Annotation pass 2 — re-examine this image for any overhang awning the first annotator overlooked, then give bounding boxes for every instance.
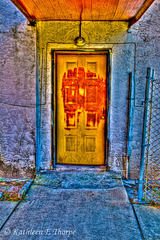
[10,0,155,25]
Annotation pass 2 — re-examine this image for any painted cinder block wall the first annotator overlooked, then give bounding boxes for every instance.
[0,0,36,178]
[0,0,159,178]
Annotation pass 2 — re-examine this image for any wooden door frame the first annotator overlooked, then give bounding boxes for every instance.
[51,50,111,170]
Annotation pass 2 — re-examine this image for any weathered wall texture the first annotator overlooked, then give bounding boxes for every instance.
[127,1,160,178]
[0,0,159,179]
[0,0,36,178]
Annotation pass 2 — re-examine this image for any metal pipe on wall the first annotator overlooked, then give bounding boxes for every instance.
[126,72,135,179]
[36,34,41,172]
[40,48,44,165]
[106,50,111,170]
[138,67,151,202]
[36,47,44,172]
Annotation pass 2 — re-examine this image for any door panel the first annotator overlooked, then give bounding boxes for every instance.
[56,53,107,165]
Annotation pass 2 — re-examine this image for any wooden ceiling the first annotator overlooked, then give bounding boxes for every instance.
[10,0,155,25]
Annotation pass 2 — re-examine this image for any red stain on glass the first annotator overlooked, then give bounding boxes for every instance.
[66,113,75,127]
[61,67,106,127]
[86,113,96,127]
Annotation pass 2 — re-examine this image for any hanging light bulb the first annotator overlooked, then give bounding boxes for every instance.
[74,9,86,47]
[74,36,85,47]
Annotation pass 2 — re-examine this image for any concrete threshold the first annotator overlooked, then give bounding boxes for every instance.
[50,164,107,171]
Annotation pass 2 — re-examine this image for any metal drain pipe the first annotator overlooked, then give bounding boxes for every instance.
[126,72,135,179]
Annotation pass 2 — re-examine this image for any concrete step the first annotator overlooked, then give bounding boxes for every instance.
[34,170,123,190]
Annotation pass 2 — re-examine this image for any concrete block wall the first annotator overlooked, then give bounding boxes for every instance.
[0,0,159,179]
[128,0,160,178]
[0,0,36,178]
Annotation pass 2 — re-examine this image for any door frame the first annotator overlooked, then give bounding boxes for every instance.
[51,50,111,169]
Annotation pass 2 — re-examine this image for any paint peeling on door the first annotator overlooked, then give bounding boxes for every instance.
[61,67,106,127]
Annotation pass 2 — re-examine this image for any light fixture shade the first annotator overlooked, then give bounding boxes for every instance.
[74,36,86,47]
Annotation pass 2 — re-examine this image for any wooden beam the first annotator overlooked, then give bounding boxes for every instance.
[10,0,34,23]
[130,0,155,26]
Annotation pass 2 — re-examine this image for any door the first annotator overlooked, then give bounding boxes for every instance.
[56,52,107,165]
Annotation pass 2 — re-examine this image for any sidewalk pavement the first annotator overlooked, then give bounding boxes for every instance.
[0,169,159,240]
[133,204,160,240]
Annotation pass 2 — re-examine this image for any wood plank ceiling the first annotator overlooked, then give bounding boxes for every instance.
[10,0,155,25]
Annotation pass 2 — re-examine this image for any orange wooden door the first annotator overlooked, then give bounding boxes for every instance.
[56,53,107,165]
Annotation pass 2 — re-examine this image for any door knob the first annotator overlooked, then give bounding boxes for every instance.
[102,107,105,119]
